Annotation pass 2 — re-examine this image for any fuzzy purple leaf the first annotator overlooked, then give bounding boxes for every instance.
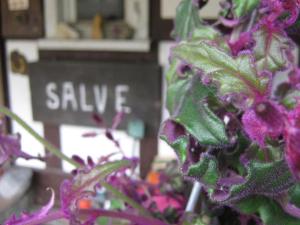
[285,105,300,180]
[4,189,57,225]
[242,101,285,147]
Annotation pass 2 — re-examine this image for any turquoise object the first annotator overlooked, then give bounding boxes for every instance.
[127,119,145,140]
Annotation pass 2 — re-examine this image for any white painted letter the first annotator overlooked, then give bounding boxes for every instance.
[62,82,78,111]
[79,84,93,112]
[46,82,60,110]
[115,85,131,113]
[94,85,107,113]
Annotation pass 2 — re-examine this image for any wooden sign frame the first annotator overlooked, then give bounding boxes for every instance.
[1,0,44,38]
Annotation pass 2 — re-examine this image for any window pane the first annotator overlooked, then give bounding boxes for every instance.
[77,0,123,20]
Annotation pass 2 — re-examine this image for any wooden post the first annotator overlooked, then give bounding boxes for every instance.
[43,123,62,169]
[140,136,158,179]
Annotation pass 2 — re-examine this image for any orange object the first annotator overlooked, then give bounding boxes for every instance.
[146,171,160,185]
[78,199,92,209]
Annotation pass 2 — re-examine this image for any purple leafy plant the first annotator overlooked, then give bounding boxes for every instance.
[160,0,300,224]
[0,107,172,225]
[1,0,300,224]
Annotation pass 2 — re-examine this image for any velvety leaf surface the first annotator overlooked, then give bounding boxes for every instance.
[166,59,182,85]
[160,121,221,186]
[191,26,221,41]
[213,160,295,204]
[167,76,228,145]
[282,90,300,109]
[237,196,300,225]
[289,184,300,207]
[160,120,189,164]
[172,0,202,40]
[253,28,291,72]
[187,154,219,186]
[232,0,260,18]
[173,41,268,97]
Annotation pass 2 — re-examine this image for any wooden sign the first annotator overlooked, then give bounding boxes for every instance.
[1,0,43,38]
[28,61,162,134]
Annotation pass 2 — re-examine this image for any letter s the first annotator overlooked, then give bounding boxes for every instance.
[46,82,60,110]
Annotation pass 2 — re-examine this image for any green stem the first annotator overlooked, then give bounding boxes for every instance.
[0,106,151,219]
[101,181,151,217]
[0,106,80,167]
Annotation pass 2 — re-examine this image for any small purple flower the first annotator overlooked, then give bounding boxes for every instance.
[242,101,285,147]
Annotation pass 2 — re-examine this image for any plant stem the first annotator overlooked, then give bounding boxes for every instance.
[25,211,65,225]
[0,106,80,167]
[246,9,258,32]
[101,181,151,217]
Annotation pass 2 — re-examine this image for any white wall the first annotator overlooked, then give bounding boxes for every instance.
[161,0,221,19]
[6,41,46,169]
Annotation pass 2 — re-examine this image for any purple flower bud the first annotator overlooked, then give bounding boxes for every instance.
[71,155,85,166]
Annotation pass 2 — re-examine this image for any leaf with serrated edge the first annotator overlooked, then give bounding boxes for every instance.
[173,0,202,40]
[167,76,228,145]
[254,28,291,73]
[173,41,268,97]
[237,197,300,225]
[187,154,219,186]
[214,160,295,204]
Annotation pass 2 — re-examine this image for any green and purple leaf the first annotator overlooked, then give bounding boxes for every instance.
[186,154,219,186]
[253,28,292,73]
[172,0,203,40]
[232,0,260,18]
[237,196,300,225]
[172,41,269,99]
[212,160,295,204]
[166,76,228,145]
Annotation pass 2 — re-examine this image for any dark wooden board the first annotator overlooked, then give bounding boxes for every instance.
[39,48,158,63]
[29,61,162,135]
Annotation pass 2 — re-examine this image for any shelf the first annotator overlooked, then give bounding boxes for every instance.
[37,39,151,52]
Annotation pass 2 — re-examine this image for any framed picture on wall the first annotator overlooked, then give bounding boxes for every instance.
[44,0,149,41]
